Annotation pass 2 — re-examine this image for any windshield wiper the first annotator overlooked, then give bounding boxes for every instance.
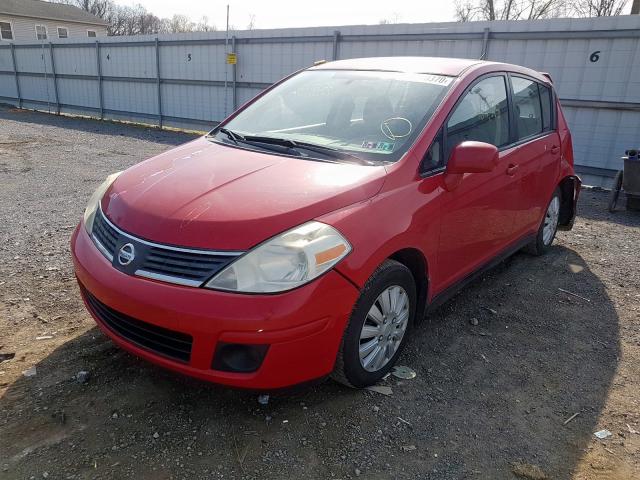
[289,140,375,166]
[240,135,374,166]
[216,131,300,156]
[212,130,374,166]
[218,127,245,145]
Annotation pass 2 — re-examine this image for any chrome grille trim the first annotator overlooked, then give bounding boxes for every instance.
[134,269,203,287]
[98,206,243,256]
[90,207,243,287]
[91,234,114,262]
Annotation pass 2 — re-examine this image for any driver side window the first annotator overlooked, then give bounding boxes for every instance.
[446,76,510,160]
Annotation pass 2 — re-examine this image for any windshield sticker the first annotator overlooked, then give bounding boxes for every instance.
[361,141,395,152]
[407,73,453,86]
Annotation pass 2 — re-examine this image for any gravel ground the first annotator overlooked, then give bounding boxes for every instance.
[0,105,639,480]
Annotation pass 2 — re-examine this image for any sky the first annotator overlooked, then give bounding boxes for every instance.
[113,0,459,30]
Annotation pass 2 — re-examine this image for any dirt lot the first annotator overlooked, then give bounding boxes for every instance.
[0,105,639,480]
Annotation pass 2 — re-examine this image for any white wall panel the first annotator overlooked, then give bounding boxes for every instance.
[0,48,13,71]
[161,83,222,122]
[102,80,157,114]
[0,73,17,97]
[53,46,96,76]
[57,77,98,108]
[100,45,155,78]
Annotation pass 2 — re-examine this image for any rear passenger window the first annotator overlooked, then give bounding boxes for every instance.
[539,83,552,131]
[512,77,543,140]
[446,76,509,157]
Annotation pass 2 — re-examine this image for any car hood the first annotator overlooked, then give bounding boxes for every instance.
[101,137,386,250]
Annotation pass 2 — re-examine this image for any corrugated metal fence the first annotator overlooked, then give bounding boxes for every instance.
[1,16,640,187]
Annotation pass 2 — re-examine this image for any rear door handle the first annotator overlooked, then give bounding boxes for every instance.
[506,164,519,176]
[550,145,560,155]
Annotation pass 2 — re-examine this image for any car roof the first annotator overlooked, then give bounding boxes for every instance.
[309,56,484,77]
[309,56,549,84]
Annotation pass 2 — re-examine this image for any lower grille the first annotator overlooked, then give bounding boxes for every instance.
[81,287,193,363]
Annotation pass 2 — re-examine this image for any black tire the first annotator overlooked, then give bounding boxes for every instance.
[608,170,623,213]
[332,259,416,388]
[525,187,561,256]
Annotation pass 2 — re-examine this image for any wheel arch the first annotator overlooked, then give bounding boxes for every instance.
[388,248,429,324]
[557,175,581,231]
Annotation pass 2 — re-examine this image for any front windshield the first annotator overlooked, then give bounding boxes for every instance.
[213,69,454,163]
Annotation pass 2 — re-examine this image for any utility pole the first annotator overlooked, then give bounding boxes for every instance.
[632,0,640,14]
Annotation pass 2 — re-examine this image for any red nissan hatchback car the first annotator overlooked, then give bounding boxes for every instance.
[72,57,580,390]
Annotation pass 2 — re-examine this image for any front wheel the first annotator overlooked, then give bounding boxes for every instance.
[332,260,416,388]
[525,188,561,256]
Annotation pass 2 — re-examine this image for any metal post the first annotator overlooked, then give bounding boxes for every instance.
[480,27,490,60]
[224,4,229,117]
[49,42,60,114]
[10,43,22,108]
[155,37,163,128]
[95,40,104,120]
[231,35,237,110]
[332,30,341,60]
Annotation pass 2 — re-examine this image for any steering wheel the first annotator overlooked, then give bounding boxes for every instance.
[380,117,412,140]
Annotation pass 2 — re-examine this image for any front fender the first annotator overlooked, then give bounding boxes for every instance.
[317,180,440,293]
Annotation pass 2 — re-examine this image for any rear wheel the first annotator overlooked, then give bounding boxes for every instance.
[332,260,416,388]
[525,188,561,256]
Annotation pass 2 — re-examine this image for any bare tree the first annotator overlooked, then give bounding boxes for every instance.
[246,14,257,30]
[455,1,477,21]
[379,12,402,24]
[57,0,112,19]
[456,0,630,19]
[164,14,195,33]
[196,16,217,32]
[55,0,222,36]
[573,0,629,16]
[455,0,568,20]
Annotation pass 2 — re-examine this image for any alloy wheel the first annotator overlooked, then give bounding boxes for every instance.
[543,195,560,245]
[359,285,409,372]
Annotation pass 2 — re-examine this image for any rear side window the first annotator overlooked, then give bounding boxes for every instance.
[512,76,543,140]
[446,75,510,157]
[539,83,552,131]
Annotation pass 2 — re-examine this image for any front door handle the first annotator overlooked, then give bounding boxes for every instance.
[550,145,560,155]
[506,164,519,176]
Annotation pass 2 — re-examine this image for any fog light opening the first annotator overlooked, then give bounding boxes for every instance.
[212,342,269,373]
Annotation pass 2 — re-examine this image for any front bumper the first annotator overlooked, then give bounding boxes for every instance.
[71,225,359,390]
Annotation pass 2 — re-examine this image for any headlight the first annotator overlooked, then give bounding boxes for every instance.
[83,171,122,234]
[205,221,351,293]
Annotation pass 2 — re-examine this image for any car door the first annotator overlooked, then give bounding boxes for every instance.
[508,75,562,235]
[435,74,521,292]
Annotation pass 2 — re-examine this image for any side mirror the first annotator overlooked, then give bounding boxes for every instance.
[446,141,499,174]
